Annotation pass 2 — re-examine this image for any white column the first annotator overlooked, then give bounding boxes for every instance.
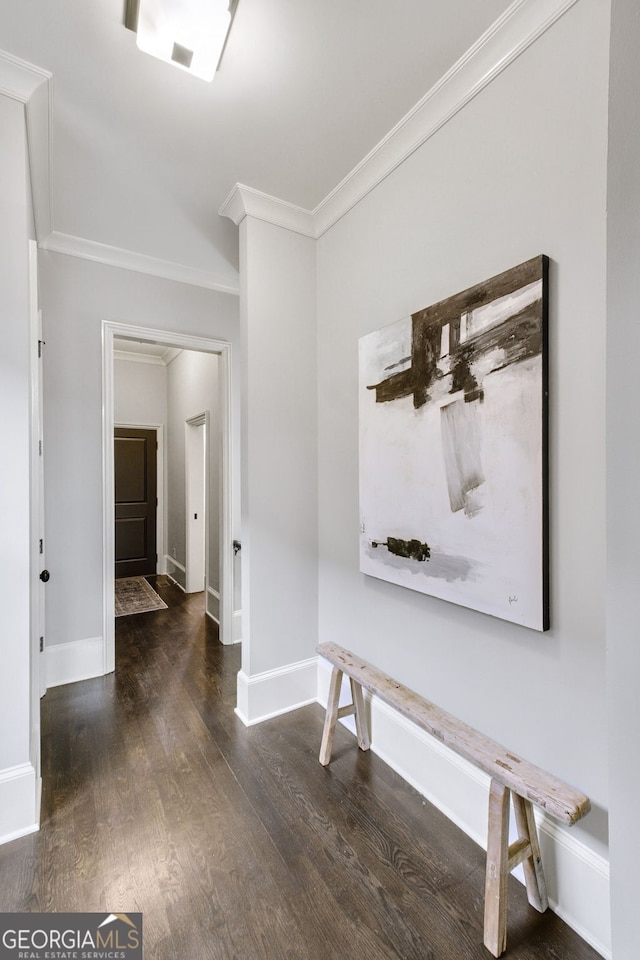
[222,191,318,723]
[606,1,640,956]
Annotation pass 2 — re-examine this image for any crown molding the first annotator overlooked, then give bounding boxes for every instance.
[0,49,53,240]
[113,349,165,366]
[163,346,182,365]
[312,0,581,236]
[1,49,238,292]
[220,0,581,240]
[39,231,240,295]
[219,183,316,239]
[113,344,182,366]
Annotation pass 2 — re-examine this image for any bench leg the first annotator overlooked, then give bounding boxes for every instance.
[484,779,511,957]
[350,678,370,752]
[319,667,343,765]
[512,795,548,914]
[319,670,371,765]
[484,782,550,957]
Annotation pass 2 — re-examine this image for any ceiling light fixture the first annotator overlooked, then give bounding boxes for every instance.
[125,0,238,82]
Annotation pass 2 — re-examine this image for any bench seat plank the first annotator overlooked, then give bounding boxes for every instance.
[318,641,590,826]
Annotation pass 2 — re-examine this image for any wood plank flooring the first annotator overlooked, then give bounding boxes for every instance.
[0,580,602,960]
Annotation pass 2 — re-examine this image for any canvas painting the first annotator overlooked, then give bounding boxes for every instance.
[359,255,549,631]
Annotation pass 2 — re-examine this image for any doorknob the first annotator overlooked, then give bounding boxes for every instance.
[39,569,50,582]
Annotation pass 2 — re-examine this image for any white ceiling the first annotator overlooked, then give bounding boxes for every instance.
[1,0,512,289]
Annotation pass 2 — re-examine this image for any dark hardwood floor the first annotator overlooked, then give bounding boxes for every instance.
[0,580,601,959]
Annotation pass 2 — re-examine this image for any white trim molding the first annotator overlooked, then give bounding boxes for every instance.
[204,591,241,645]
[46,637,104,689]
[220,0,581,240]
[0,51,238,292]
[165,555,186,576]
[165,558,187,590]
[232,609,242,644]
[41,231,239,295]
[184,411,210,597]
[0,763,39,846]
[114,346,181,366]
[206,585,220,625]
[317,658,611,959]
[219,184,316,238]
[0,49,53,240]
[236,657,318,726]
[312,0,581,236]
[114,350,165,366]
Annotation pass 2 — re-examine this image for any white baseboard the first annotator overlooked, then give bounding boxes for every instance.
[165,574,186,593]
[537,817,610,958]
[0,763,39,846]
[317,658,610,958]
[206,586,220,624]
[46,636,104,688]
[29,727,42,825]
[164,556,186,591]
[202,588,241,644]
[236,656,318,726]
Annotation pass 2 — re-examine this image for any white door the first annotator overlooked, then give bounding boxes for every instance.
[185,416,207,593]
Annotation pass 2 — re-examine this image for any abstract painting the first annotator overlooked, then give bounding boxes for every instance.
[359,256,549,630]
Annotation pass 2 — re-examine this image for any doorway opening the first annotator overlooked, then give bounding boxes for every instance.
[102,321,234,675]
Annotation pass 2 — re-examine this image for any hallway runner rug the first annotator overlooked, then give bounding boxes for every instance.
[115,577,168,617]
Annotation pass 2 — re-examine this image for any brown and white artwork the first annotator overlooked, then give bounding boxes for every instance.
[359,256,549,631]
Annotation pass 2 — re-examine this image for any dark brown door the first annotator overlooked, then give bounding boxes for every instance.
[114,428,157,579]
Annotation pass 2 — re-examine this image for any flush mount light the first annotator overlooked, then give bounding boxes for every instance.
[125,0,237,82]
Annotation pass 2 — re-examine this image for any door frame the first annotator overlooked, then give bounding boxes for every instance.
[185,412,209,594]
[28,240,44,801]
[102,321,234,673]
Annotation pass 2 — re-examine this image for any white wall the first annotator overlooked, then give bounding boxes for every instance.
[39,252,239,657]
[315,0,609,950]
[606,1,640,957]
[114,357,167,427]
[0,94,38,841]
[165,350,220,610]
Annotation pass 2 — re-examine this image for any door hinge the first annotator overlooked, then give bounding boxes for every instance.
[38,340,45,358]
[39,637,44,653]
[39,539,43,554]
[39,439,43,456]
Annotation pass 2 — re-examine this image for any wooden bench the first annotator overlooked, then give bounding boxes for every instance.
[317,641,590,957]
